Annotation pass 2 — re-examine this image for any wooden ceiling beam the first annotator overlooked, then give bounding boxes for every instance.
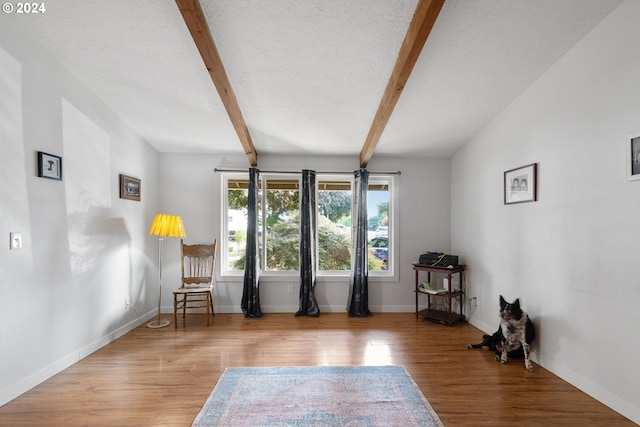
[176,0,258,166]
[359,0,445,168]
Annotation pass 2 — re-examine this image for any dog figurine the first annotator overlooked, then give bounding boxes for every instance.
[497,295,535,371]
[467,295,535,371]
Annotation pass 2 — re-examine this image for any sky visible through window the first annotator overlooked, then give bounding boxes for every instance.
[368,191,387,217]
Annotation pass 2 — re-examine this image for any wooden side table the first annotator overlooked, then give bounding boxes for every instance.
[413,263,466,325]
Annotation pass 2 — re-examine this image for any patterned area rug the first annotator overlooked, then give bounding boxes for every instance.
[192,366,443,427]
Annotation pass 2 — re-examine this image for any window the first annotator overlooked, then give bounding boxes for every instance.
[221,172,395,276]
[367,178,391,272]
[264,177,299,271]
[225,177,253,272]
[318,178,352,271]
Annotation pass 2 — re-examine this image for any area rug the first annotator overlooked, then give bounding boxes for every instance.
[192,366,443,427]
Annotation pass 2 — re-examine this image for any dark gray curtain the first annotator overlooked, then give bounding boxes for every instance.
[348,168,372,317]
[296,170,320,317]
[241,167,264,318]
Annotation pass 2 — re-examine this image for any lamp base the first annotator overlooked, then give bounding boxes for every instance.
[147,319,170,329]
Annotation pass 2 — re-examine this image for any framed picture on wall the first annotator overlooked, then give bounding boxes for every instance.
[626,131,640,182]
[119,174,141,201]
[504,163,537,205]
[37,151,63,181]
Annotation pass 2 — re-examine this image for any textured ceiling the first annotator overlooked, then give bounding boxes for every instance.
[6,0,623,162]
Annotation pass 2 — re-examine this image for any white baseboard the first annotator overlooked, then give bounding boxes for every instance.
[197,304,417,314]
[0,309,156,407]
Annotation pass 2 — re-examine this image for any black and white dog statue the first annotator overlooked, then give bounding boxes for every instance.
[467,295,535,371]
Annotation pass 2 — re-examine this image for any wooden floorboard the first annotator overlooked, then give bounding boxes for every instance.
[0,313,634,426]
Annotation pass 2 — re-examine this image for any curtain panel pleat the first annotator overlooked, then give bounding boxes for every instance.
[241,167,264,318]
[348,168,372,317]
[296,170,320,317]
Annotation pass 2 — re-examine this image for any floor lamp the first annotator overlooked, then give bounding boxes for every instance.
[148,213,185,328]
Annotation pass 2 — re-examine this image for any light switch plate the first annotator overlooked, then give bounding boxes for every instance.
[10,232,22,250]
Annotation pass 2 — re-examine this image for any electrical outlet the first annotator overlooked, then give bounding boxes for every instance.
[125,296,131,309]
[288,284,294,294]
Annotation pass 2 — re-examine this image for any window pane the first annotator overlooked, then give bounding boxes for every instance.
[318,180,352,271]
[226,188,248,271]
[368,181,389,271]
[265,179,299,271]
[225,178,263,272]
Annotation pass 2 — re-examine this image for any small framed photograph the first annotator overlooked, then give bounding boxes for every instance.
[119,174,141,201]
[626,132,640,182]
[504,163,537,205]
[37,151,62,181]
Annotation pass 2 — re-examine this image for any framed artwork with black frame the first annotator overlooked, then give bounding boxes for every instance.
[504,163,537,205]
[119,174,141,201]
[626,131,640,182]
[37,151,62,181]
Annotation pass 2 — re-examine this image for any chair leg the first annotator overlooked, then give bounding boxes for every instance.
[206,294,210,327]
[173,294,176,328]
[173,293,214,327]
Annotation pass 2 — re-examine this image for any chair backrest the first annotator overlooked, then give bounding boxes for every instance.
[180,239,217,289]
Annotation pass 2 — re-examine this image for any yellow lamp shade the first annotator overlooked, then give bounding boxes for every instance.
[148,214,186,238]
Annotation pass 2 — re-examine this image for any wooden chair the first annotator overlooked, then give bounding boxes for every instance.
[173,239,217,327]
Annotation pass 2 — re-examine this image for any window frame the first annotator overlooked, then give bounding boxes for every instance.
[366,174,396,279]
[221,173,247,277]
[220,172,397,280]
[261,173,301,276]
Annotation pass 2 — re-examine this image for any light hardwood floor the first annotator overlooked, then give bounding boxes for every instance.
[0,313,634,426]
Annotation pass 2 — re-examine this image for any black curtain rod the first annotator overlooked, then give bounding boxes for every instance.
[214,168,401,175]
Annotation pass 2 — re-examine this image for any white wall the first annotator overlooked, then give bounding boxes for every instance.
[158,153,451,314]
[0,19,159,405]
[451,0,639,423]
